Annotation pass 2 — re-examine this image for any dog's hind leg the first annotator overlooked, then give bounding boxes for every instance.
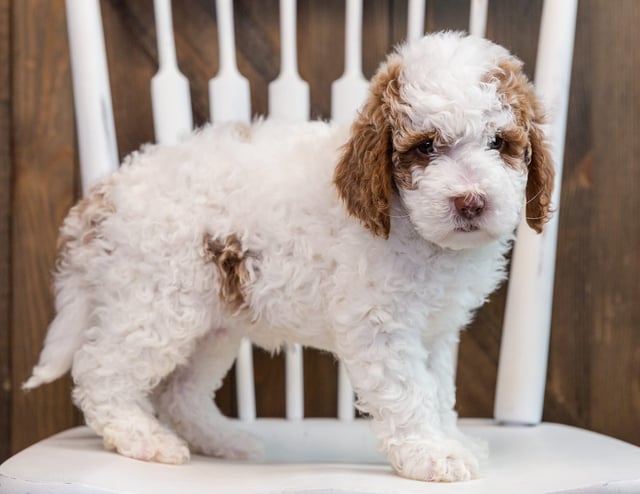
[153,327,264,460]
[72,336,192,464]
[69,288,220,464]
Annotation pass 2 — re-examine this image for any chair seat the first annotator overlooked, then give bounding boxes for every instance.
[1,418,639,493]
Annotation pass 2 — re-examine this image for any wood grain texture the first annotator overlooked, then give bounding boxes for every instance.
[583,0,640,445]
[102,0,156,159]
[5,0,640,459]
[298,0,344,119]
[303,348,338,418]
[253,348,286,418]
[0,0,12,463]
[10,0,80,454]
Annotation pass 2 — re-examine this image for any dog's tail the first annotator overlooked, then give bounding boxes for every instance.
[24,185,113,391]
[23,275,90,390]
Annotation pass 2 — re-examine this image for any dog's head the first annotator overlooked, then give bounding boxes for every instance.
[334,32,554,250]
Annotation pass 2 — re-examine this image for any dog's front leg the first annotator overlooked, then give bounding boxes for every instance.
[340,323,479,482]
[427,332,488,460]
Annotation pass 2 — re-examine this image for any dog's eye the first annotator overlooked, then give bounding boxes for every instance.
[488,135,504,151]
[416,139,435,155]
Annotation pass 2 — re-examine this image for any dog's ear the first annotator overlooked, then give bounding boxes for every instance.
[334,59,402,238]
[494,58,555,233]
[525,112,555,233]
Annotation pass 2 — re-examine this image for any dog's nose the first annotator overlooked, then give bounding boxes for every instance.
[453,195,486,219]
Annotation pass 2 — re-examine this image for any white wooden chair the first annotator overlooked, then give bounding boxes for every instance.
[2,1,639,492]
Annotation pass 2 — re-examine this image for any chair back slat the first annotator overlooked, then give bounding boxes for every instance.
[285,344,305,420]
[407,0,425,42]
[151,0,193,145]
[337,362,355,420]
[469,0,488,38]
[236,339,257,421]
[266,0,309,419]
[331,0,368,125]
[208,0,256,420]
[268,0,310,121]
[210,0,251,123]
[495,0,578,424]
[331,0,366,420]
[65,0,119,194]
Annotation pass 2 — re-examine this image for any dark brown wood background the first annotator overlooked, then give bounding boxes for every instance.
[1,0,639,461]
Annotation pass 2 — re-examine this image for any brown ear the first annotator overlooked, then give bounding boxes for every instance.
[491,58,556,234]
[525,111,555,233]
[333,60,401,238]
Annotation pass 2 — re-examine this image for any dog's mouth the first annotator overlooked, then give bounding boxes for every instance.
[454,224,479,233]
[433,220,497,250]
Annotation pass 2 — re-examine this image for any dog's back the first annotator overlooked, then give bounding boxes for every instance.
[24,119,349,389]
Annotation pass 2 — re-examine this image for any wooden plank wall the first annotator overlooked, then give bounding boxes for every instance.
[0,0,11,463]
[2,0,639,460]
[9,0,80,454]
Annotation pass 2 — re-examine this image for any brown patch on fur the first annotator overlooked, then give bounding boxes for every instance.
[203,233,253,309]
[333,56,404,238]
[57,181,116,264]
[486,59,555,233]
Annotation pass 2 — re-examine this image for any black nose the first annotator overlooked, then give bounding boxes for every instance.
[453,195,486,219]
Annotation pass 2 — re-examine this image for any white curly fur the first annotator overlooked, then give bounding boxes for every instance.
[25,32,551,482]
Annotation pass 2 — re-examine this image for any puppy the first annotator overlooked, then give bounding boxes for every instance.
[25,32,553,482]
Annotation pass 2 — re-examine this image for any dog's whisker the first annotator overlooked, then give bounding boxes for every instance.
[526,188,544,205]
[385,212,411,219]
[526,214,549,221]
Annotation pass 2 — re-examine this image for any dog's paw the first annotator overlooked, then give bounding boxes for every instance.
[190,428,265,461]
[103,426,191,464]
[387,438,479,482]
